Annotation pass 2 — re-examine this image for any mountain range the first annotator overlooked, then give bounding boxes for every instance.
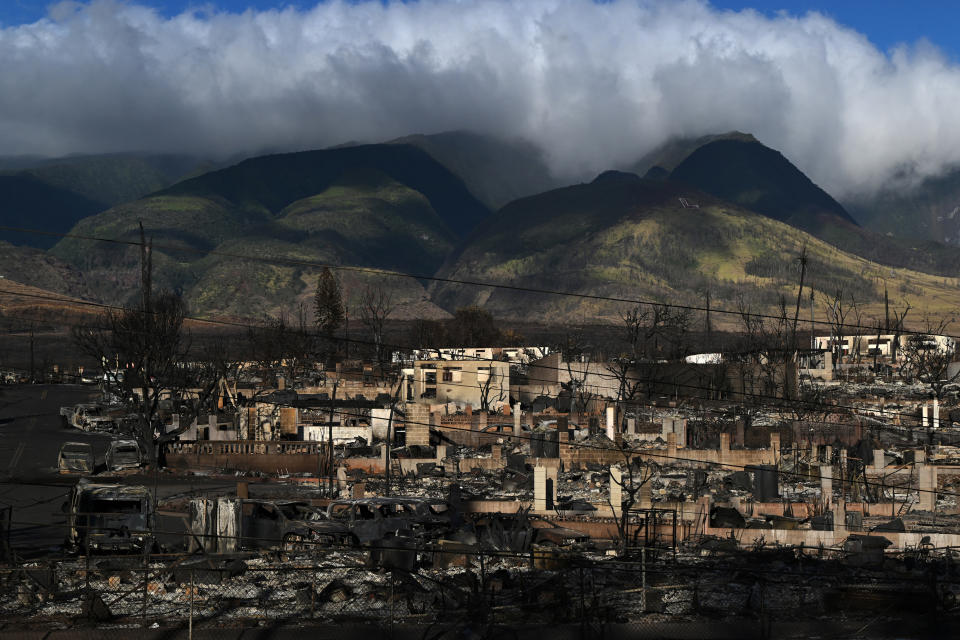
[3,130,960,327]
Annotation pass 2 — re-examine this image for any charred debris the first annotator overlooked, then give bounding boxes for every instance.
[21,309,960,628]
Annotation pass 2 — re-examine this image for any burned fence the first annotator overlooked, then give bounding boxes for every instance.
[163,440,333,475]
[1,546,959,633]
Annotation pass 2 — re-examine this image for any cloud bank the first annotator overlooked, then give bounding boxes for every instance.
[2,0,959,196]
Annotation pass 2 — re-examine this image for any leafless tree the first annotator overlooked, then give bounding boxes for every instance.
[901,316,960,400]
[477,366,505,412]
[734,293,793,397]
[872,318,884,377]
[606,355,641,431]
[606,444,656,556]
[72,228,239,464]
[790,244,809,353]
[847,295,865,366]
[890,300,912,364]
[247,305,319,387]
[407,318,447,350]
[822,288,851,373]
[623,303,693,361]
[359,283,395,363]
[613,303,694,405]
[560,328,594,414]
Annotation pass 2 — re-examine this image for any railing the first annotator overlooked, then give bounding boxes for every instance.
[164,441,327,455]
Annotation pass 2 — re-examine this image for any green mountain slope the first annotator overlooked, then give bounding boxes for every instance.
[0,175,105,249]
[668,138,858,233]
[0,241,92,299]
[160,143,488,237]
[431,174,960,323]
[11,154,209,208]
[388,131,560,209]
[630,133,960,278]
[51,146,487,318]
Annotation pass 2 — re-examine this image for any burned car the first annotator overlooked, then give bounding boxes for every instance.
[65,480,155,553]
[58,442,94,474]
[240,500,350,550]
[326,497,454,545]
[471,509,589,551]
[190,498,349,552]
[105,439,141,470]
[61,403,123,432]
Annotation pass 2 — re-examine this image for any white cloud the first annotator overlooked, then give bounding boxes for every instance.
[2,0,959,196]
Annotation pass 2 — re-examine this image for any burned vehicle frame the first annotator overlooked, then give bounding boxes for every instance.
[189,498,349,553]
[57,442,95,474]
[105,439,142,471]
[325,497,454,545]
[65,481,156,553]
[189,496,456,554]
[470,508,590,552]
[61,403,115,432]
[239,500,349,551]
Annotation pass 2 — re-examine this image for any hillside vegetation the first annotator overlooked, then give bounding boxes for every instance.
[668,139,858,233]
[0,175,104,249]
[11,154,208,208]
[632,133,960,278]
[432,174,960,326]
[51,145,487,318]
[4,129,960,328]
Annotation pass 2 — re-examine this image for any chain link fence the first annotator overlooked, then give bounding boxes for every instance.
[1,544,959,638]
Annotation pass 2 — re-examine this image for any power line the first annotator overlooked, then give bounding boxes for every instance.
[0,372,945,502]
[0,225,949,338]
[228,397,953,502]
[0,292,950,440]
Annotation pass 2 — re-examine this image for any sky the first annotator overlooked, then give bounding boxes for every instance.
[0,0,959,197]
[4,1,955,58]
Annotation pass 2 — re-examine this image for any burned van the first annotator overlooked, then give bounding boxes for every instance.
[58,442,94,474]
[189,498,349,553]
[65,481,155,553]
[105,439,141,470]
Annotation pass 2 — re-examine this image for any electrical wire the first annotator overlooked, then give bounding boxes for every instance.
[0,225,949,339]
[0,288,948,433]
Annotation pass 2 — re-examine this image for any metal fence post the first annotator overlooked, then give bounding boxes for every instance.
[141,553,148,626]
[84,540,90,598]
[479,550,487,624]
[189,569,194,640]
[641,547,647,614]
[390,570,395,640]
[579,566,585,639]
[311,560,316,620]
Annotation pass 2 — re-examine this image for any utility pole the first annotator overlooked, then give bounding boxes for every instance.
[705,289,712,347]
[884,285,890,333]
[28,322,35,383]
[327,379,338,496]
[792,245,808,354]
[342,285,350,360]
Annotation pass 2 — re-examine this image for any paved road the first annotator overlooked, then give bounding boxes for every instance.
[0,384,104,477]
[0,384,236,557]
[0,384,104,556]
